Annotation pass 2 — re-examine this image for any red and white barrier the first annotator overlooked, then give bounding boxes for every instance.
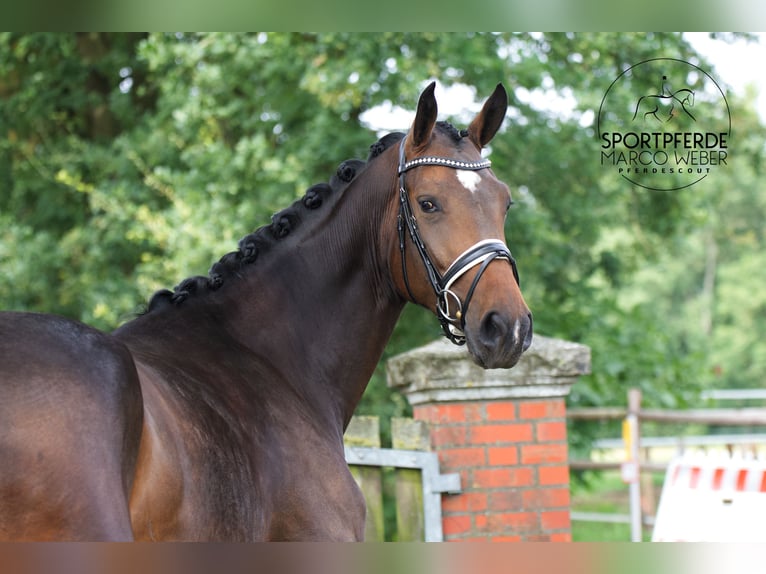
[653,454,766,542]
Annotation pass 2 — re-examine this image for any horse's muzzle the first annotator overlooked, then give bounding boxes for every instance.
[468,311,533,369]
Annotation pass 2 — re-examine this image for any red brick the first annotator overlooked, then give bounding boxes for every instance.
[508,468,536,487]
[477,512,538,533]
[438,447,486,469]
[550,532,572,542]
[463,403,486,423]
[472,467,534,489]
[472,468,512,488]
[442,492,488,513]
[487,446,518,466]
[486,402,516,421]
[522,488,570,509]
[419,403,483,424]
[520,443,568,465]
[466,492,488,512]
[443,514,472,536]
[519,399,565,420]
[432,404,469,423]
[536,421,567,442]
[539,465,570,486]
[541,510,570,530]
[430,426,468,447]
[470,423,533,445]
[442,493,469,513]
[488,490,523,511]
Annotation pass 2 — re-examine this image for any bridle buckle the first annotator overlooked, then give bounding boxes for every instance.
[437,288,463,324]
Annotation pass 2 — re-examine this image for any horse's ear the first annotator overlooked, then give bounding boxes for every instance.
[467,83,508,149]
[410,81,438,150]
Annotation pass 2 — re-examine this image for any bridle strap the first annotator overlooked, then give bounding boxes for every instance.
[399,155,492,174]
[441,239,514,292]
[397,135,520,346]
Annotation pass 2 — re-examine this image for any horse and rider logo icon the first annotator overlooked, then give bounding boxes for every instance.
[632,74,696,124]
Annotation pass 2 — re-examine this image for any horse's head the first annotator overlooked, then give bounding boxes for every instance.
[393,82,532,369]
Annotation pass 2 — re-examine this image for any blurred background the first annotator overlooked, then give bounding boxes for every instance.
[1,32,764,457]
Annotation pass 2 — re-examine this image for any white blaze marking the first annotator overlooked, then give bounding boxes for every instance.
[513,319,522,341]
[455,169,481,193]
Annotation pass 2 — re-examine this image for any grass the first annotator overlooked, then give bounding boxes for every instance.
[573,520,636,542]
[570,470,663,542]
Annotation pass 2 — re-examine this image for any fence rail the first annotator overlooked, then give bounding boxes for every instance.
[569,407,766,425]
[343,415,461,542]
[567,388,766,541]
[344,445,460,542]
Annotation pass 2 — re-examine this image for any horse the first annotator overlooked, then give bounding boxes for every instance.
[632,75,696,124]
[0,82,532,541]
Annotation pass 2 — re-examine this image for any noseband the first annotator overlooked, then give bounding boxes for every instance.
[397,136,520,346]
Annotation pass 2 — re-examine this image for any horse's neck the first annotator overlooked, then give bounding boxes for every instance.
[123,159,404,430]
[239,169,403,424]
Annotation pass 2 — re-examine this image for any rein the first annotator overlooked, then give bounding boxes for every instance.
[397,136,520,346]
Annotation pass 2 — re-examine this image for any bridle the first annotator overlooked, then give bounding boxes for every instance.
[397,135,520,346]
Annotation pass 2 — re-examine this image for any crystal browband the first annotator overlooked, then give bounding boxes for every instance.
[398,156,492,174]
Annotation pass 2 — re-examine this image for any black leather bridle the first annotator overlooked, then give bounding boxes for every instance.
[397,135,520,345]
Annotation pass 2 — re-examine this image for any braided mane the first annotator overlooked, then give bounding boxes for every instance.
[145,131,407,312]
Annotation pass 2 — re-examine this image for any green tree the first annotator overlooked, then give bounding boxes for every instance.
[2,33,762,433]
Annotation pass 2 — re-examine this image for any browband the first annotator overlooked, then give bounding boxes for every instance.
[398,155,492,174]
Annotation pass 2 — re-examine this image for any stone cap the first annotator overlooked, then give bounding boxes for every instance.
[387,334,591,405]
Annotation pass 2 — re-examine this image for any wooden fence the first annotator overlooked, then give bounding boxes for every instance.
[343,415,461,542]
[568,387,766,473]
[568,387,766,540]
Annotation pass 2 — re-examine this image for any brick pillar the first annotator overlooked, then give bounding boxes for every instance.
[387,334,590,542]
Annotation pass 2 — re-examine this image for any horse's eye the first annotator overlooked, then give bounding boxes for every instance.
[418,199,439,213]
[505,198,514,213]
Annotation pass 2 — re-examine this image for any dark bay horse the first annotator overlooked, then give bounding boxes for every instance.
[0,82,532,541]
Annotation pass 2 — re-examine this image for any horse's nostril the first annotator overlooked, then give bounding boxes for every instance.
[479,311,532,354]
[479,312,510,347]
[523,313,534,352]
[472,311,532,369]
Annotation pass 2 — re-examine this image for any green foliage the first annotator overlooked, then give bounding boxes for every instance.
[2,33,764,431]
